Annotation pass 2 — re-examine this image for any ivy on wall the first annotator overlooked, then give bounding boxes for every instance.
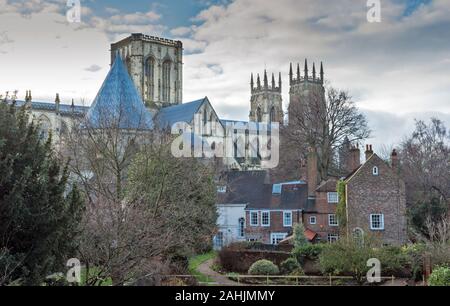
[336,180,347,228]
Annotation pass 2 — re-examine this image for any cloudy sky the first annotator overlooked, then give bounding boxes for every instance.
[0,0,449,150]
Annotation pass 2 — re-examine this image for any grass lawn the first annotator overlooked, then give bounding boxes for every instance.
[188,251,217,283]
[80,267,113,286]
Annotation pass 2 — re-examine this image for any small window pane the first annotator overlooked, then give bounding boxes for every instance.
[250,212,258,226]
[261,211,270,226]
[328,214,339,226]
[327,192,339,203]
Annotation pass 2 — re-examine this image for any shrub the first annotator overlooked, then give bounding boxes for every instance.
[402,243,426,280]
[292,243,326,264]
[378,246,410,275]
[428,266,450,286]
[248,260,279,275]
[280,258,300,275]
[318,239,378,284]
[293,223,308,248]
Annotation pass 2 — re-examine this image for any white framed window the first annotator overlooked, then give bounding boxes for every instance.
[309,216,317,225]
[217,186,227,193]
[261,211,270,227]
[327,192,339,204]
[370,214,384,230]
[327,233,339,243]
[250,211,258,226]
[372,166,379,176]
[283,211,293,227]
[328,214,339,227]
[238,218,245,238]
[270,233,288,245]
[214,232,224,249]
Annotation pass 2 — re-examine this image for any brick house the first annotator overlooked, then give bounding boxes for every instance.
[215,145,407,246]
[343,145,407,245]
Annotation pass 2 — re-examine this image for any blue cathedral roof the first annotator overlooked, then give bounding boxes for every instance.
[86,55,153,129]
[156,97,207,129]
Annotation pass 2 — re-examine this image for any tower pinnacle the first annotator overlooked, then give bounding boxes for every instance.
[304,59,309,79]
[289,63,293,84]
[320,62,324,83]
[264,70,268,88]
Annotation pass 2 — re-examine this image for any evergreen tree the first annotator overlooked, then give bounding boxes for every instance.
[0,103,84,285]
[293,222,308,248]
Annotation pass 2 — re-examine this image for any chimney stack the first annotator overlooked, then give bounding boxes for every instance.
[365,144,374,161]
[348,145,361,172]
[307,147,318,198]
[391,149,399,170]
[299,158,307,181]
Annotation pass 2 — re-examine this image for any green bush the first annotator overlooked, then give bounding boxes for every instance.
[280,258,300,275]
[378,246,410,275]
[248,260,279,275]
[402,244,426,280]
[292,243,325,263]
[318,239,378,284]
[293,223,308,248]
[318,238,411,284]
[428,266,450,286]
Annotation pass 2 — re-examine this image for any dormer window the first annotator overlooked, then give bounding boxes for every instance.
[217,186,227,193]
[372,166,379,176]
[272,184,282,194]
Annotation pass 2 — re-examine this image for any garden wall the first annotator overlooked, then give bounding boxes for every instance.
[219,249,291,273]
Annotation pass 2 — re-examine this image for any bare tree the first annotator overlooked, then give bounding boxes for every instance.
[62,105,217,286]
[401,118,450,202]
[282,86,371,181]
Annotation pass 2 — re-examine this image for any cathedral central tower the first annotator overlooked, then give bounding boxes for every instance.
[111,33,183,110]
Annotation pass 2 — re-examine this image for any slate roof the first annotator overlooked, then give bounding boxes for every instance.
[14,100,88,116]
[218,170,310,211]
[156,97,206,129]
[86,55,153,129]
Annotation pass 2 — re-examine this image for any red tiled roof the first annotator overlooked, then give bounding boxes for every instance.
[278,228,318,244]
[304,229,318,241]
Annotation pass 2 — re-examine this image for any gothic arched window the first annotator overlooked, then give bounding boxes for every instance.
[270,106,276,122]
[38,115,51,140]
[256,107,262,122]
[162,60,171,103]
[353,228,364,246]
[145,57,155,102]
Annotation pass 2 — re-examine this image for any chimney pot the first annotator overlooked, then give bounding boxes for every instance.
[365,144,374,161]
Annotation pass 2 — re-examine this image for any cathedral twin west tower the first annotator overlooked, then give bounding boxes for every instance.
[12,33,326,171]
[111,33,325,124]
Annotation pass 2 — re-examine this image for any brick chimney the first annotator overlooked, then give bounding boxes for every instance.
[347,145,361,172]
[307,147,318,198]
[365,144,373,161]
[391,149,399,169]
[299,158,307,181]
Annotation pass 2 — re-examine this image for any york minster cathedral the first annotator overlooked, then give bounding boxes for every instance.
[3,33,326,171]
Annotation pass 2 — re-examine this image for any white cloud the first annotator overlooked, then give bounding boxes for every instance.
[181,0,450,127]
[170,26,192,37]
